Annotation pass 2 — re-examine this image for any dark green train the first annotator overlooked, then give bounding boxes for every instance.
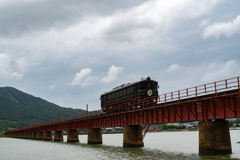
[100,77,159,113]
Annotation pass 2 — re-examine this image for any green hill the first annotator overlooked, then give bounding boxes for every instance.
[0,87,85,132]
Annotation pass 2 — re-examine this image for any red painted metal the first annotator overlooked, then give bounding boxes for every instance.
[5,76,240,135]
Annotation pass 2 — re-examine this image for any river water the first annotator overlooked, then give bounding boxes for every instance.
[1,130,240,160]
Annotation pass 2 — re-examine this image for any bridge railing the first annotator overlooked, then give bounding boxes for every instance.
[5,110,103,133]
[158,76,240,105]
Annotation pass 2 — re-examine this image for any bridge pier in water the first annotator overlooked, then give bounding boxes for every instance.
[44,131,52,140]
[54,130,63,141]
[37,132,44,140]
[67,129,79,142]
[25,133,29,139]
[123,125,144,148]
[28,132,32,139]
[33,132,37,139]
[199,119,232,155]
[88,128,102,144]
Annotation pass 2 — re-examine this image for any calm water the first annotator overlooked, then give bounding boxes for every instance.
[1,130,240,160]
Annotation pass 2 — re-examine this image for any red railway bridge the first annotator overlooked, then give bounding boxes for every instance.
[5,76,240,155]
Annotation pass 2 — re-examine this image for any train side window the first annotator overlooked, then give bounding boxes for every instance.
[112,93,115,99]
[116,92,118,97]
[123,89,126,95]
[131,87,133,92]
[119,91,122,96]
[109,94,111,99]
[127,88,130,94]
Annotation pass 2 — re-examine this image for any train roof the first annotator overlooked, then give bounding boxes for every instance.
[101,77,157,96]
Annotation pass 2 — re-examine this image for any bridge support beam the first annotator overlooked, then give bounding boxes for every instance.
[44,131,52,140]
[54,130,63,141]
[88,128,102,144]
[67,129,79,142]
[199,119,232,155]
[37,132,44,140]
[123,125,144,148]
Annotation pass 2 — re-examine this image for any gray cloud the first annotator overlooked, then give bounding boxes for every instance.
[0,0,240,110]
[0,0,145,37]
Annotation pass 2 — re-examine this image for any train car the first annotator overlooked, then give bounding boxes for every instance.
[100,77,159,113]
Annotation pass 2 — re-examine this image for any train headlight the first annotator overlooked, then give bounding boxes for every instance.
[147,89,153,96]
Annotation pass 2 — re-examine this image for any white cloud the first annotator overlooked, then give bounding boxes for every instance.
[15,57,28,73]
[49,84,55,91]
[201,60,239,82]
[203,15,240,39]
[167,64,181,72]
[0,53,23,80]
[200,19,210,28]
[70,68,94,87]
[101,65,123,84]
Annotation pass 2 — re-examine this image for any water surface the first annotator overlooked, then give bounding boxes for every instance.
[1,130,240,160]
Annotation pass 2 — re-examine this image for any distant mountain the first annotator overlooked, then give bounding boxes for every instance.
[0,87,85,132]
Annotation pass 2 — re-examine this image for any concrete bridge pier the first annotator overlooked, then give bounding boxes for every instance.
[23,133,27,138]
[88,128,102,144]
[33,132,37,139]
[199,119,232,155]
[67,129,79,142]
[44,131,53,140]
[24,133,28,138]
[123,125,144,148]
[54,130,63,141]
[21,133,25,138]
[28,132,32,139]
[37,132,44,140]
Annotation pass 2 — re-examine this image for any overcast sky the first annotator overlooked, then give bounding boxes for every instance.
[1,0,240,111]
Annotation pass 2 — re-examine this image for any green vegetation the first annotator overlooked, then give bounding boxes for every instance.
[187,127,198,131]
[102,130,123,134]
[229,119,240,127]
[161,124,186,130]
[0,132,5,137]
[0,87,85,132]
